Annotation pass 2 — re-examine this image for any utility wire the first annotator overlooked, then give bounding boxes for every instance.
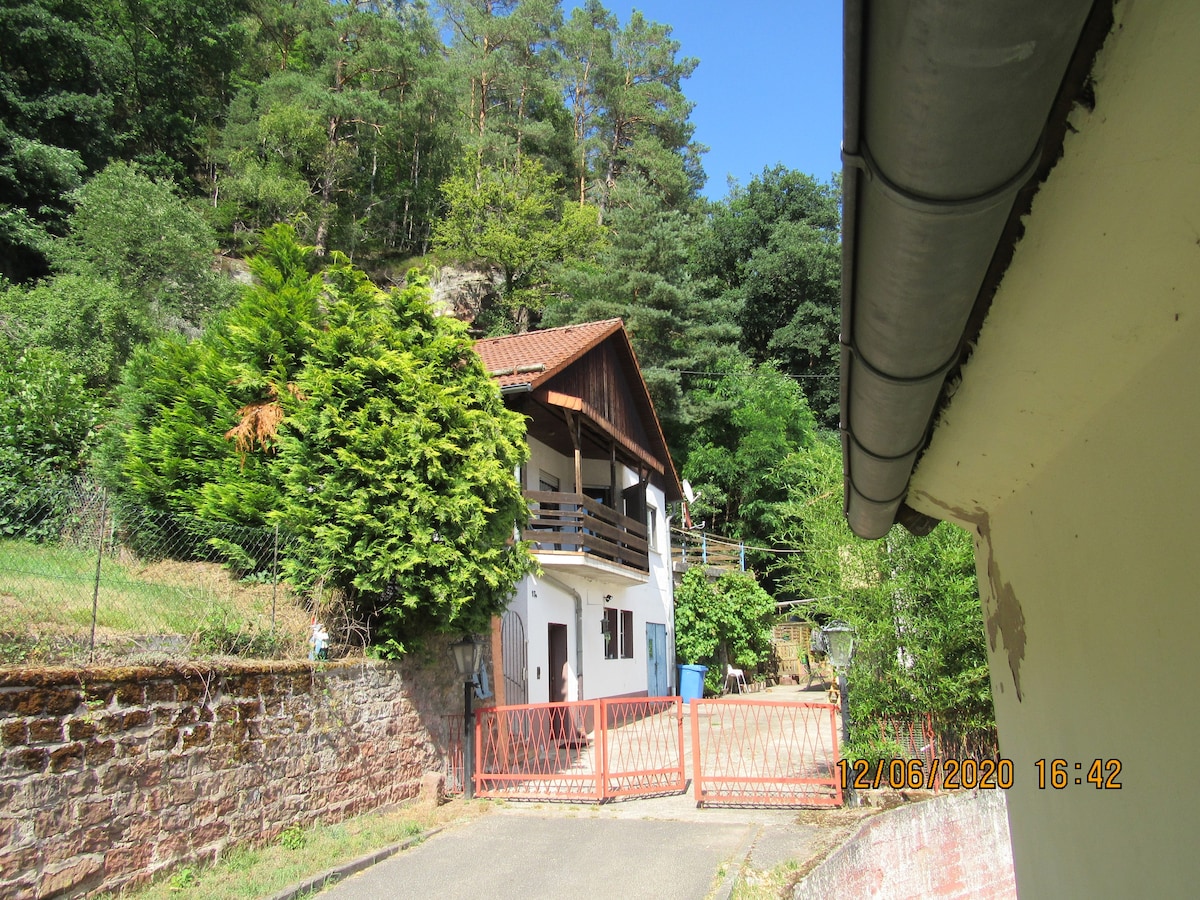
[672,528,809,555]
[669,368,838,380]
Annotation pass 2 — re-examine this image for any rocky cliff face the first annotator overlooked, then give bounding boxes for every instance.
[219,255,500,332]
[429,265,501,327]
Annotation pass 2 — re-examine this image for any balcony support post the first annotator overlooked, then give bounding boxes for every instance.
[564,410,583,495]
[610,442,618,510]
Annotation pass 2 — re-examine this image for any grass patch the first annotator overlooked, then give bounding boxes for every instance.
[730,859,803,899]
[0,538,312,664]
[97,799,493,900]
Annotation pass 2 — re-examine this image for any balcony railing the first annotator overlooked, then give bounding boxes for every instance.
[670,527,745,573]
[524,491,649,573]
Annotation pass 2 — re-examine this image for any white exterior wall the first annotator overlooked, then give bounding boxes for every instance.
[521,574,580,704]
[525,438,573,493]
[513,437,676,701]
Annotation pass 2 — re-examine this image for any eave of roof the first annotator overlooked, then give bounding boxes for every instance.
[839,0,1114,540]
[474,319,623,391]
[474,320,683,503]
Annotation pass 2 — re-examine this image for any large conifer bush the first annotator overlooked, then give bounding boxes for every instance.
[276,258,533,653]
[102,226,533,651]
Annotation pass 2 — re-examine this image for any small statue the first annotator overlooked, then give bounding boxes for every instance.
[308,622,329,660]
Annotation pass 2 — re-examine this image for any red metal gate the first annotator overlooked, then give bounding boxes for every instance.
[689,699,843,807]
[473,697,685,801]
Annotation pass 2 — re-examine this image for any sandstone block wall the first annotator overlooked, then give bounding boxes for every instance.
[0,654,462,898]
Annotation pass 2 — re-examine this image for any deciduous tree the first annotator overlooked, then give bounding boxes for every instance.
[433,156,605,330]
[773,434,993,739]
[0,342,98,539]
[50,162,234,332]
[674,568,775,695]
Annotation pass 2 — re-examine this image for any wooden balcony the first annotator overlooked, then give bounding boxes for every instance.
[524,491,650,583]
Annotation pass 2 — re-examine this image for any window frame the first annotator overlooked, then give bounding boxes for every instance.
[603,607,636,660]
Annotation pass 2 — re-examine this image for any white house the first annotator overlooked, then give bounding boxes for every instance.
[474,319,682,705]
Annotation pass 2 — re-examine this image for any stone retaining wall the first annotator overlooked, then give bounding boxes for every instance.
[0,652,462,898]
[794,790,1016,899]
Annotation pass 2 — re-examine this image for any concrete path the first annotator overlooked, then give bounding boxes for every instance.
[318,791,836,900]
[320,682,854,900]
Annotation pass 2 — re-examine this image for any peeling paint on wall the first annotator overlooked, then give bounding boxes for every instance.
[907,491,1026,702]
[977,517,1026,702]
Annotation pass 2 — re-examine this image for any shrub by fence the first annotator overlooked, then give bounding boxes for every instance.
[872,713,1000,791]
[0,482,356,667]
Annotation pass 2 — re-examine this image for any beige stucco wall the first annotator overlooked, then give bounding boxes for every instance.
[906,1,1200,895]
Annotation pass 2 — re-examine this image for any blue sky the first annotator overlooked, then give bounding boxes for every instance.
[597,1,844,200]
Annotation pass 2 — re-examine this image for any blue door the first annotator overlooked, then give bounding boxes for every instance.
[646,623,668,696]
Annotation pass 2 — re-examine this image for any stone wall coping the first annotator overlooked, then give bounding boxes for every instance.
[0,657,388,689]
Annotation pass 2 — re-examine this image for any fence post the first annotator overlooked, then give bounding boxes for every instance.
[89,491,108,660]
[271,524,279,633]
[701,531,708,565]
[739,542,745,571]
[597,700,608,801]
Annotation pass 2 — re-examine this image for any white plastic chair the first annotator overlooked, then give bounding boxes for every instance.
[726,664,748,694]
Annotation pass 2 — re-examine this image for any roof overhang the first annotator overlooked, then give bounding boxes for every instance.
[839,0,1112,539]
[475,320,683,502]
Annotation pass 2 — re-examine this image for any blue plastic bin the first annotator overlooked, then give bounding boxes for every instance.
[678,664,708,704]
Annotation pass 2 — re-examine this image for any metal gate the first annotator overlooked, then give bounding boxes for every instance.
[501,609,527,705]
[690,699,842,807]
[474,697,685,801]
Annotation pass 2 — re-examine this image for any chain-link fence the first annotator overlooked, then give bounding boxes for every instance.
[0,481,365,668]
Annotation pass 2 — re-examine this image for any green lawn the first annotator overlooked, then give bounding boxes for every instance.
[0,539,312,664]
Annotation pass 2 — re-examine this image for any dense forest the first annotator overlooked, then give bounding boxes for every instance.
[0,0,843,529]
[1,0,989,737]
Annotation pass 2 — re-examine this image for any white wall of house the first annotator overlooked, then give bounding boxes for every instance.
[514,575,579,705]
[512,437,676,702]
[526,438,572,494]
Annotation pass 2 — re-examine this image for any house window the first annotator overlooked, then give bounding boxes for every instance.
[603,608,618,659]
[603,607,635,660]
[646,504,658,551]
[584,485,611,507]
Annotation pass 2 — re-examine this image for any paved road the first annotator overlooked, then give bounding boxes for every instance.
[318,792,833,900]
[320,684,848,900]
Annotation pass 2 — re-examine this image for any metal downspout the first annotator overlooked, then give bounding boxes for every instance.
[840,0,1096,539]
[540,573,584,701]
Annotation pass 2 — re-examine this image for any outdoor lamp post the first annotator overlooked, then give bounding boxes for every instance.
[451,635,483,799]
[821,621,856,747]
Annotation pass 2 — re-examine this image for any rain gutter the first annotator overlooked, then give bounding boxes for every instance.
[840,0,1106,539]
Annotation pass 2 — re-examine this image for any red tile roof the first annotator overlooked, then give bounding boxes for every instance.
[474,318,682,501]
[474,319,624,390]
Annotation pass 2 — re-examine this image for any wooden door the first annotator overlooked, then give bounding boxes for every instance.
[547,623,569,739]
[549,625,569,699]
